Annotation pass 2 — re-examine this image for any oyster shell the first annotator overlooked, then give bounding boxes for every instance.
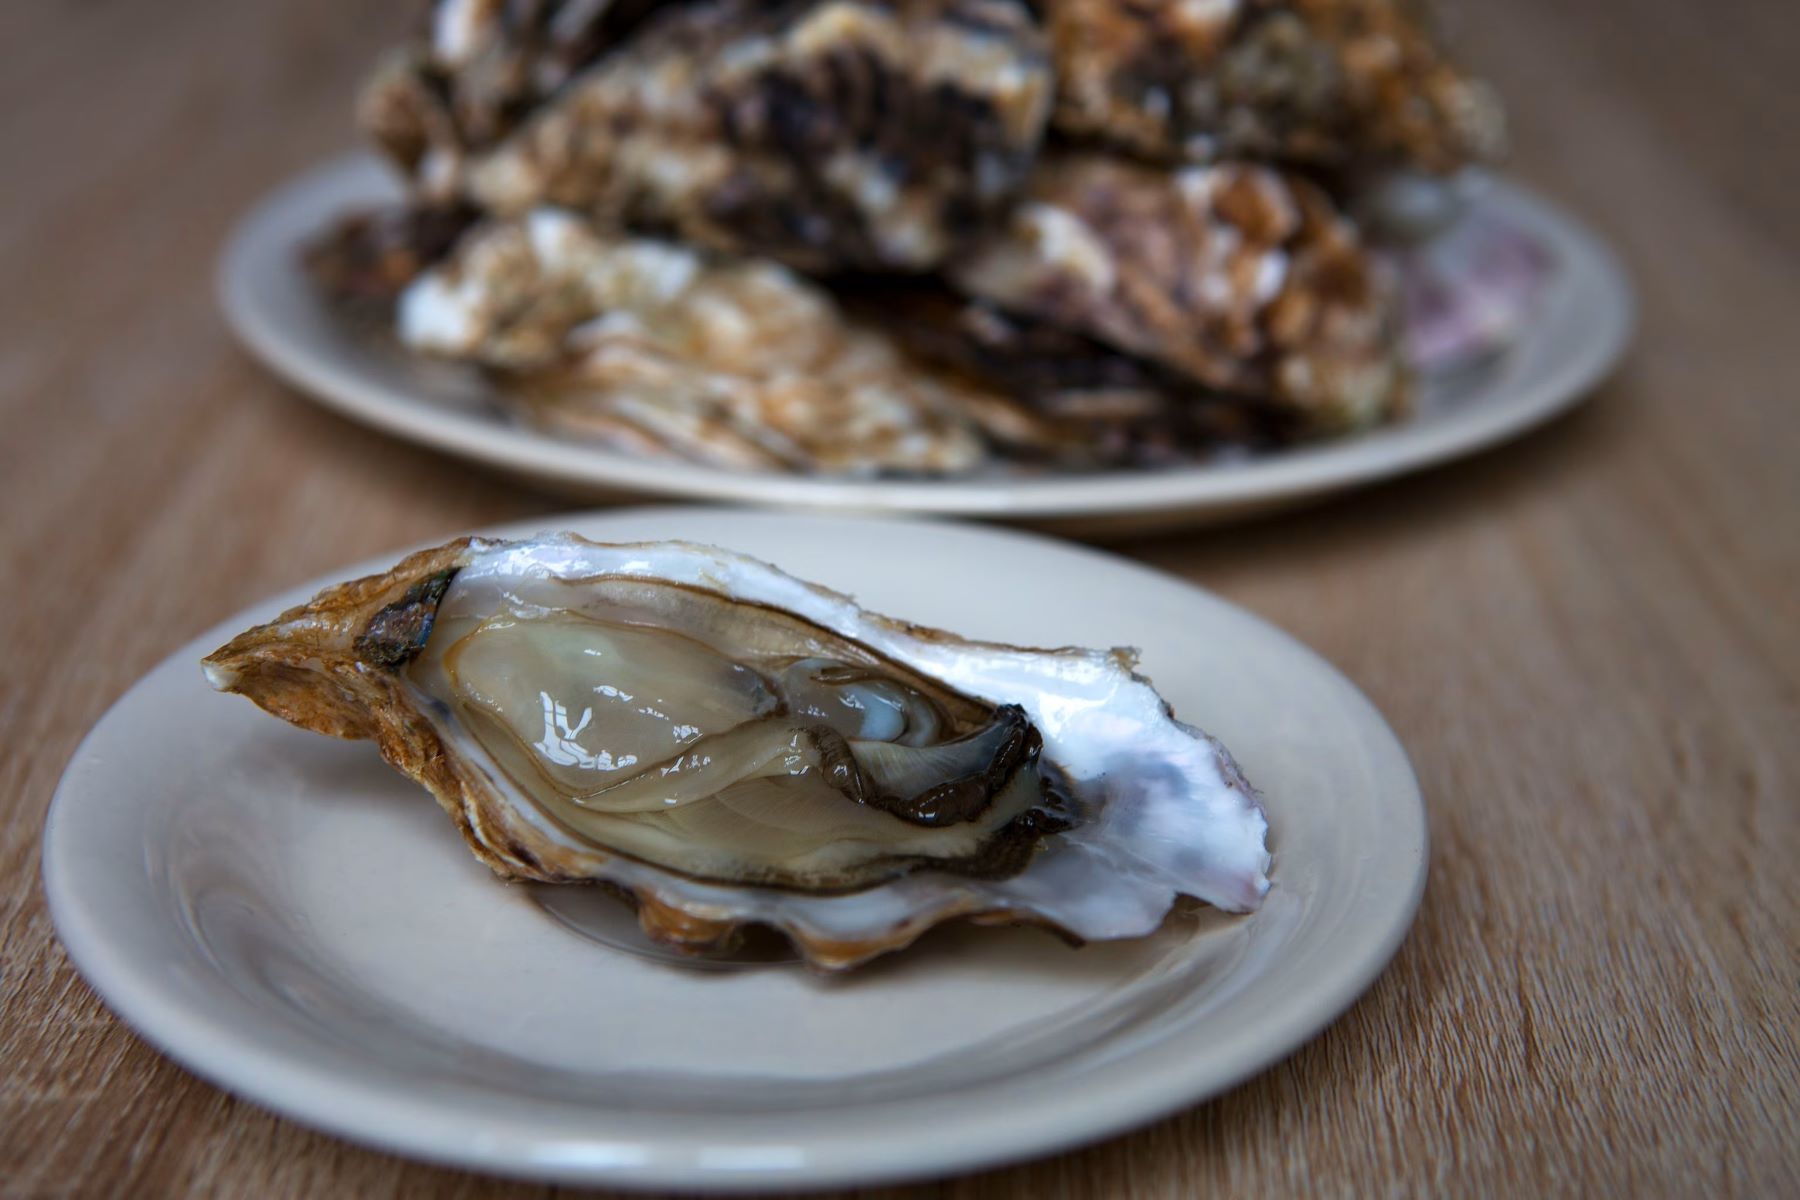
[203,535,1271,971]
[359,0,668,197]
[310,0,1535,473]
[951,153,1404,433]
[397,209,999,474]
[1397,206,1555,375]
[302,203,478,329]
[836,279,1307,463]
[462,0,1053,272]
[1046,0,1505,174]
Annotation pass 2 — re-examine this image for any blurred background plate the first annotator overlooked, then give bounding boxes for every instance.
[220,155,1631,534]
[44,508,1424,1192]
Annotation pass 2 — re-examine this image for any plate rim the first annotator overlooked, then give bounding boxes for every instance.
[42,508,1428,1191]
[218,152,1634,521]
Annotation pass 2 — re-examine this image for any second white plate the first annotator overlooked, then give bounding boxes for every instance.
[220,155,1632,533]
[46,508,1425,1191]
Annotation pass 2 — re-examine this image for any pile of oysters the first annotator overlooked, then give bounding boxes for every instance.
[309,0,1519,474]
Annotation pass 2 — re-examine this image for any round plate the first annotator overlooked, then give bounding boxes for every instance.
[219,154,1633,534]
[44,508,1425,1191]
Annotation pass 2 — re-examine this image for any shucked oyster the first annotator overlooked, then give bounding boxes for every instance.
[204,536,1271,971]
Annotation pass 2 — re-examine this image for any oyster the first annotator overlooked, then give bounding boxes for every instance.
[306,0,1534,473]
[1045,0,1505,174]
[1397,207,1555,374]
[951,154,1404,433]
[203,535,1271,971]
[302,203,479,328]
[395,204,1271,473]
[359,0,668,197]
[834,280,1298,465]
[306,0,1533,474]
[398,209,998,473]
[462,0,1054,272]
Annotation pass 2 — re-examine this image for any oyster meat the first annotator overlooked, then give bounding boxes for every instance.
[204,535,1271,971]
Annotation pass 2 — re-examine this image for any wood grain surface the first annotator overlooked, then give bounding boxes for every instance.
[2,1,1797,1195]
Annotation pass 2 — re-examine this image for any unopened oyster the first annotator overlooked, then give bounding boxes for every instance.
[359,0,670,198]
[397,209,1000,474]
[835,280,1298,464]
[306,0,1532,474]
[951,154,1404,433]
[1046,0,1504,174]
[462,0,1053,272]
[203,536,1271,971]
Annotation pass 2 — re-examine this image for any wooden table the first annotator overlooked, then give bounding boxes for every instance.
[3,1,1796,1194]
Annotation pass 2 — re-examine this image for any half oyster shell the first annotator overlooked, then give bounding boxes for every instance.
[204,536,1271,970]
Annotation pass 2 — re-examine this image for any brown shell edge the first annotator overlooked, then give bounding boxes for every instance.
[203,538,533,883]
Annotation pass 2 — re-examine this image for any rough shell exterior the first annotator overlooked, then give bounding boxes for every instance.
[460,0,1054,272]
[836,280,1298,462]
[951,154,1403,432]
[319,0,1522,470]
[358,0,668,196]
[1047,0,1504,173]
[398,210,1001,474]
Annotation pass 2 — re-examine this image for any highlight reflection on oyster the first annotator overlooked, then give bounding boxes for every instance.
[203,535,1271,971]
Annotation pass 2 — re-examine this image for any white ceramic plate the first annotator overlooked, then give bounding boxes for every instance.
[45,508,1425,1191]
[220,154,1632,533]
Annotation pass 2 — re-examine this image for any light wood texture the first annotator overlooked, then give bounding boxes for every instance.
[2,1,1796,1195]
